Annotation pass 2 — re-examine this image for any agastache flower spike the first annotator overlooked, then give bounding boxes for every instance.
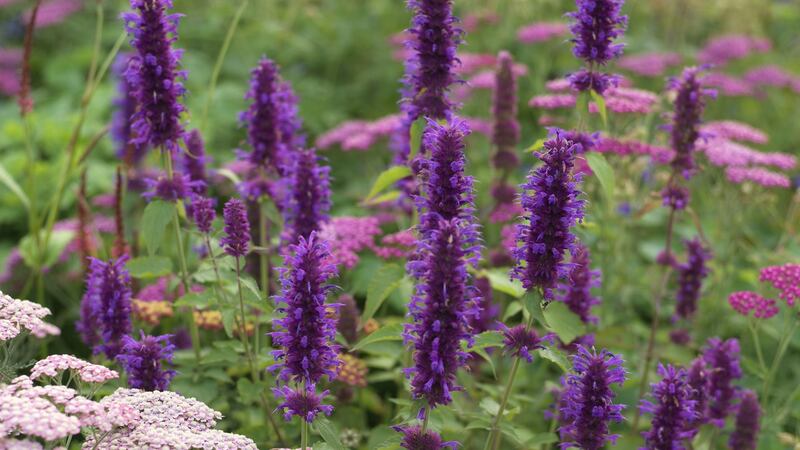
[393,425,459,450]
[640,364,698,449]
[558,244,601,324]
[665,67,716,179]
[674,238,712,320]
[111,53,146,166]
[273,384,334,423]
[117,330,176,391]
[78,256,133,359]
[122,0,186,153]
[500,324,554,363]
[191,196,216,235]
[220,198,251,258]
[492,51,520,171]
[182,129,209,195]
[559,345,626,449]
[702,337,742,426]
[282,148,331,246]
[271,233,340,384]
[567,0,627,94]
[511,131,586,298]
[729,390,761,450]
[687,357,710,427]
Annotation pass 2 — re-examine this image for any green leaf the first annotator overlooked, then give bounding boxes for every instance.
[470,331,505,351]
[363,264,406,323]
[537,347,570,373]
[522,291,547,327]
[408,116,426,161]
[525,138,546,153]
[590,89,608,128]
[126,256,172,279]
[526,433,559,446]
[482,268,525,298]
[585,153,615,202]
[313,417,346,450]
[19,229,75,269]
[364,190,401,206]
[542,301,585,344]
[503,301,523,321]
[479,397,500,416]
[0,163,29,210]
[214,167,241,186]
[173,290,215,309]
[236,378,261,405]
[141,200,175,255]
[473,347,497,378]
[350,323,404,352]
[365,166,412,202]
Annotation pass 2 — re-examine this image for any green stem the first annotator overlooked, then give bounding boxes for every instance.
[762,316,798,406]
[300,415,309,450]
[256,200,271,357]
[201,0,248,132]
[233,256,254,368]
[747,318,767,375]
[421,407,429,433]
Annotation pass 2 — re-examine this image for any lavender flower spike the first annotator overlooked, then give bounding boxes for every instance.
[282,148,331,246]
[674,238,711,320]
[511,131,586,298]
[666,67,716,179]
[117,330,176,391]
[220,198,251,258]
[182,129,209,195]
[567,0,627,94]
[640,364,698,449]
[393,425,459,450]
[686,357,710,427]
[77,256,133,359]
[558,243,601,324]
[702,337,742,426]
[111,53,146,166]
[492,51,520,171]
[271,232,340,384]
[273,384,334,423]
[405,219,478,407]
[559,345,626,449]
[729,390,761,450]
[122,0,186,153]
[191,196,216,235]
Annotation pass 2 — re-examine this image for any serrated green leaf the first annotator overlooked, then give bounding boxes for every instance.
[126,256,172,279]
[350,323,404,352]
[173,290,215,309]
[470,331,505,351]
[19,229,75,269]
[236,378,261,404]
[590,89,608,128]
[408,116,426,161]
[313,417,346,450]
[585,152,615,203]
[537,347,571,373]
[141,200,175,255]
[221,307,236,338]
[0,163,29,210]
[522,291,547,327]
[482,268,525,298]
[526,433,559,446]
[365,166,412,202]
[479,397,500,416]
[542,301,585,344]
[363,264,406,323]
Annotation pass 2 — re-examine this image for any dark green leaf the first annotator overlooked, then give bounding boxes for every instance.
[0,163,29,210]
[482,268,525,298]
[470,331,505,351]
[542,301,585,344]
[141,200,175,255]
[363,264,406,323]
[537,347,570,373]
[585,153,615,203]
[408,116,426,161]
[590,89,608,128]
[365,166,412,202]
[173,290,215,308]
[350,323,404,352]
[313,417,346,450]
[126,256,173,279]
[19,229,74,269]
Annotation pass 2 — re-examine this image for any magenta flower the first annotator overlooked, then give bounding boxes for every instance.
[759,263,800,306]
[728,291,779,319]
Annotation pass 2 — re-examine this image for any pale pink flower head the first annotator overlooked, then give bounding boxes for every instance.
[30,354,119,384]
[0,291,60,341]
[701,121,768,145]
[702,72,754,97]
[725,167,791,188]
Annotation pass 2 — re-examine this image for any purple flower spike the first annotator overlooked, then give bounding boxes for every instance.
[567,0,627,93]
[661,185,690,210]
[559,345,626,450]
[182,129,209,195]
[469,277,499,333]
[666,67,716,179]
[282,148,331,246]
[220,198,251,258]
[558,244,601,324]
[729,390,761,450]
[393,425,459,450]
[271,233,340,385]
[191,196,216,235]
[500,324,554,363]
[240,57,304,173]
[405,219,478,407]
[675,238,712,320]
[122,0,186,153]
[702,338,742,426]
[117,330,176,391]
[273,384,333,423]
[143,173,202,202]
[687,357,710,427]
[640,364,698,449]
[511,131,586,298]
[77,256,132,359]
[492,51,520,169]
[112,53,147,166]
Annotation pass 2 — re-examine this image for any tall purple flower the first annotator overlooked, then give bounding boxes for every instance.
[143,173,201,202]
[500,324,554,363]
[675,238,711,320]
[271,233,340,384]
[469,277,499,334]
[77,256,132,359]
[239,57,303,173]
[111,53,146,166]
[282,148,331,246]
[640,364,698,449]
[191,196,216,235]
[729,390,761,450]
[665,67,716,179]
[511,132,586,298]
[117,330,176,391]
[702,337,742,426]
[220,198,251,258]
[182,129,208,195]
[273,384,333,423]
[394,0,462,164]
[416,119,479,251]
[687,357,710,427]
[567,0,627,94]
[393,425,458,450]
[492,51,520,171]
[558,244,601,324]
[559,345,626,449]
[122,0,186,153]
[405,219,478,407]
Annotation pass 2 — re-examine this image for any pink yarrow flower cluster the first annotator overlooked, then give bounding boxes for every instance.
[760,264,800,306]
[700,139,796,171]
[701,121,768,145]
[725,167,791,188]
[596,138,674,164]
[373,229,417,260]
[617,52,681,77]
[702,72,754,97]
[30,355,119,384]
[728,291,779,319]
[316,115,402,151]
[517,21,569,44]
[0,291,60,341]
[697,34,771,66]
[318,216,383,268]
